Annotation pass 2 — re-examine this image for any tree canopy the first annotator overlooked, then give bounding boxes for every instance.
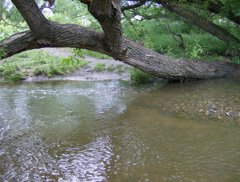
[0,0,240,81]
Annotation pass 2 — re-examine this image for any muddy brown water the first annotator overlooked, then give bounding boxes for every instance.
[0,79,240,181]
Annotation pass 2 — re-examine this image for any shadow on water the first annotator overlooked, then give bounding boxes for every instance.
[0,79,239,181]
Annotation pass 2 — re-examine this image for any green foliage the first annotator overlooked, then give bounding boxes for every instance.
[185,40,204,59]
[0,50,88,81]
[123,16,231,61]
[232,57,240,64]
[184,34,228,56]
[221,0,240,17]
[0,64,25,82]
[94,63,106,72]
[60,56,88,73]
[228,41,240,58]
[33,64,66,77]
[0,21,17,40]
[72,48,85,58]
[130,68,156,85]
[160,45,175,57]
[49,0,97,27]
[0,49,6,59]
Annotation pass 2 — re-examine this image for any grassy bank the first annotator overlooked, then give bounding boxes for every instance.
[0,50,88,82]
[0,48,156,85]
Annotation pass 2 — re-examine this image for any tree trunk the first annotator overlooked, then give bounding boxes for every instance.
[11,0,52,40]
[83,0,127,59]
[123,39,240,80]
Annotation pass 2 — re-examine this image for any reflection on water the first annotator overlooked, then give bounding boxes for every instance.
[0,80,240,181]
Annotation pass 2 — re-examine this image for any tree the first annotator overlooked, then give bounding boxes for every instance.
[0,0,240,81]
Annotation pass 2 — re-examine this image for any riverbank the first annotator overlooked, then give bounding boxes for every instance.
[24,54,131,82]
[0,48,131,82]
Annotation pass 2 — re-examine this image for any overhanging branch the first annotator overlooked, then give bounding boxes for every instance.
[0,23,107,59]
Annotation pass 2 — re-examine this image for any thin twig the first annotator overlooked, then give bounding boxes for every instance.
[166,21,185,49]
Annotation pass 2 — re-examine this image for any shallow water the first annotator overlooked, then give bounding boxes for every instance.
[0,80,240,181]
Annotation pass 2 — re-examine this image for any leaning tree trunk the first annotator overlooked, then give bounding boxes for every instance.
[0,0,240,81]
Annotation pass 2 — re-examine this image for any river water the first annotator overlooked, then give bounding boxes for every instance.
[0,79,240,181]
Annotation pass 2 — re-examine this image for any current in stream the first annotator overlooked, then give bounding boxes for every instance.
[0,80,240,181]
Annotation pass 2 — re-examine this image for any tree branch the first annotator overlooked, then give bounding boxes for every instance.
[157,0,240,45]
[0,24,107,59]
[11,0,52,40]
[166,21,185,49]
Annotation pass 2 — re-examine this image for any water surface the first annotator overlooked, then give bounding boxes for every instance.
[0,80,240,181]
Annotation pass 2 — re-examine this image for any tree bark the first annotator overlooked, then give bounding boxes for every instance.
[0,25,107,58]
[84,0,126,59]
[11,0,52,40]
[123,39,240,80]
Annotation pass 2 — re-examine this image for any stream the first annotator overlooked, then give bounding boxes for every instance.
[0,79,240,181]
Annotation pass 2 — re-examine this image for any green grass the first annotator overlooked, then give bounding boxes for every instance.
[123,20,234,62]
[0,50,88,82]
[0,64,25,82]
[94,63,106,72]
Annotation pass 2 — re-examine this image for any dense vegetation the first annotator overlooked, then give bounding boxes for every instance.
[0,0,239,82]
